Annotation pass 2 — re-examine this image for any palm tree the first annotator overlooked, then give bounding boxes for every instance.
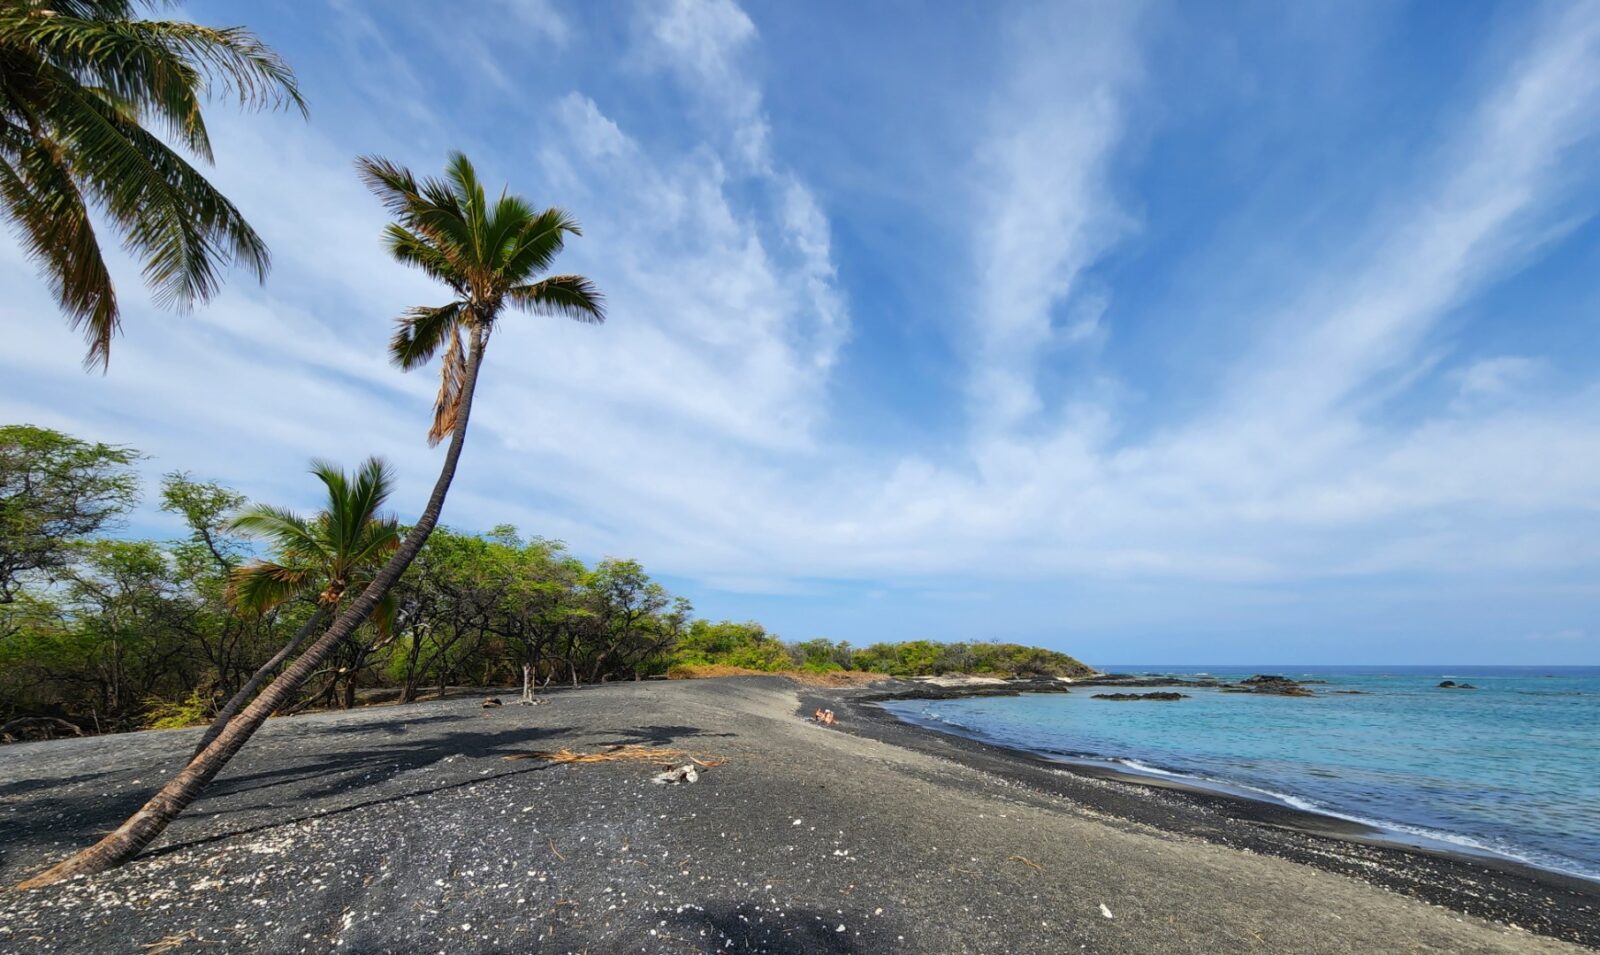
[0,0,304,369]
[18,151,604,887]
[189,458,400,758]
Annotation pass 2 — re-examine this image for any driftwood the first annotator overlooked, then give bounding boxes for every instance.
[1,716,86,743]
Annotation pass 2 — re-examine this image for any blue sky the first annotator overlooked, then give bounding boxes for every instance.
[4,0,1600,665]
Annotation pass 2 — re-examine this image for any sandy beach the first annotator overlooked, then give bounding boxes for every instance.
[1,677,1595,953]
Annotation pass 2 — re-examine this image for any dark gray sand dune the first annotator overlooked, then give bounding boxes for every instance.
[1,677,1594,953]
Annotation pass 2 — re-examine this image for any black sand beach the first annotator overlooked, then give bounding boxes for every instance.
[1,677,1595,953]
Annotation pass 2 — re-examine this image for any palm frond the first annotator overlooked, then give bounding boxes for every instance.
[342,457,394,552]
[348,516,402,568]
[41,72,270,311]
[355,155,423,221]
[2,15,304,156]
[428,323,468,447]
[1,13,209,157]
[227,560,312,614]
[444,150,484,243]
[501,206,581,281]
[357,155,474,273]
[0,142,120,368]
[0,2,300,368]
[307,459,352,552]
[367,588,398,639]
[508,274,606,324]
[482,192,534,272]
[33,2,141,19]
[228,503,323,558]
[383,224,461,292]
[389,301,464,371]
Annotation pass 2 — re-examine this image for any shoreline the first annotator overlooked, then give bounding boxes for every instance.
[808,681,1600,948]
[2,677,1596,952]
[883,698,1598,884]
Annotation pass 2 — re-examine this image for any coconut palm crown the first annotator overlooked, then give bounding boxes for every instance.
[228,456,401,631]
[356,150,605,445]
[0,0,305,369]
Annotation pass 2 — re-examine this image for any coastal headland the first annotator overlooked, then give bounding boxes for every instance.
[1,677,1595,953]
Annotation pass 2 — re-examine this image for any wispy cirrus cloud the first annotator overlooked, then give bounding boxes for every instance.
[967,1,1145,430]
[3,0,1600,661]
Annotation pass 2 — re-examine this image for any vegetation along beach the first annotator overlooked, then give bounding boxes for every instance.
[4,1,1600,953]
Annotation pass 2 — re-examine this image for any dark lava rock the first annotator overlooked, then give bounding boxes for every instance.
[868,676,1078,703]
[1227,675,1315,697]
[1092,692,1188,701]
[1438,681,1477,690]
[1078,674,1212,689]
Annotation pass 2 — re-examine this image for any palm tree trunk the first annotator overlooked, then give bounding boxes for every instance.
[18,325,491,889]
[190,605,329,759]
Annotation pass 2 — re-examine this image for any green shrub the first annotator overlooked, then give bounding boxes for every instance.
[142,691,210,730]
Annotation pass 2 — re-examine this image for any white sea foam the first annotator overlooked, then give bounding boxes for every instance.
[1094,757,1600,881]
[880,690,1600,882]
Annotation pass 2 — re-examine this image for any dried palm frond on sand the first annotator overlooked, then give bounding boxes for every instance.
[502,744,726,768]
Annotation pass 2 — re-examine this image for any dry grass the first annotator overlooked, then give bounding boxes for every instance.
[665,663,891,687]
[140,931,201,953]
[502,743,726,768]
[666,663,774,680]
[785,669,890,687]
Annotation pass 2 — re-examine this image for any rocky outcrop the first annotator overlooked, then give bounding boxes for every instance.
[1437,681,1477,690]
[869,675,1075,702]
[1091,692,1188,701]
[1222,675,1315,697]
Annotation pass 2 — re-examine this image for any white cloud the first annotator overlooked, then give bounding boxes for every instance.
[636,0,769,171]
[3,0,1600,632]
[497,0,572,45]
[1453,356,1542,407]
[642,0,755,86]
[968,2,1144,429]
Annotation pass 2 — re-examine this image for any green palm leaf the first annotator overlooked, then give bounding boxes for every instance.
[0,2,303,368]
[357,151,607,444]
[227,458,399,618]
[509,275,605,323]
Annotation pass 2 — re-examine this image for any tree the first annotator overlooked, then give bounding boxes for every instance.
[0,424,138,604]
[17,151,604,887]
[0,0,305,369]
[674,619,791,672]
[385,527,504,704]
[496,536,587,703]
[581,559,674,682]
[189,458,400,756]
[158,472,273,712]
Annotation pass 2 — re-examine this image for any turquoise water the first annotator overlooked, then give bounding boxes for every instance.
[881,665,1600,880]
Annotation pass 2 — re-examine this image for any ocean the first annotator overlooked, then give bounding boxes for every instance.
[880,665,1600,881]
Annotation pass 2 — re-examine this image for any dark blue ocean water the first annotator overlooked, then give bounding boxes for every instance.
[881,665,1600,880]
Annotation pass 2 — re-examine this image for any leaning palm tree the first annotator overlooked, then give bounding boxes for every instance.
[189,457,400,758]
[0,0,304,369]
[18,151,604,887]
